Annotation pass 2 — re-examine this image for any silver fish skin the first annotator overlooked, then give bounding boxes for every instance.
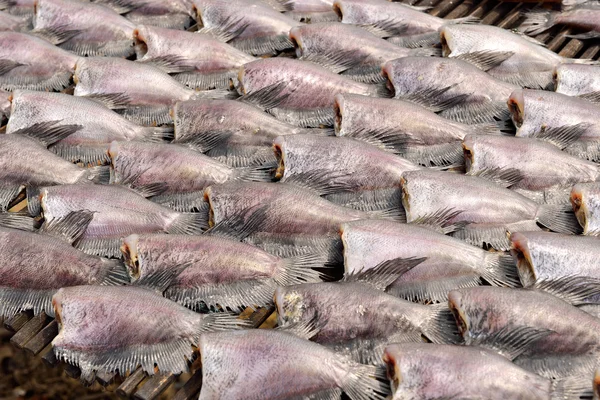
[199,329,388,400]
[7,90,172,164]
[40,184,207,257]
[275,281,459,360]
[463,134,600,192]
[0,32,78,91]
[274,134,420,192]
[0,0,34,16]
[571,182,600,235]
[92,0,194,29]
[52,285,243,379]
[521,6,600,37]
[193,0,302,56]
[555,64,600,97]
[284,0,333,13]
[401,169,579,250]
[510,231,600,289]
[439,23,586,89]
[238,57,384,127]
[382,56,518,124]
[383,343,555,400]
[121,233,324,311]
[0,10,27,31]
[341,219,519,303]
[108,141,268,196]
[205,181,367,236]
[134,25,256,89]
[448,286,600,377]
[33,0,136,57]
[0,226,127,318]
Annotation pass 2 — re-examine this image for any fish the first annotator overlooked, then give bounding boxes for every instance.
[448,286,600,378]
[401,169,581,250]
[0,134,109,212]
[51,285,245,380]
[439,23,593,89]
[288,22,439,83]
[108,141,271,207]
[39,183,208,257]
[554,63,600,100]
[571,182,600,235]
[0,31,78,91]
[510,231,600,296]
[198,328,389,400]
[121,233,326,311]
[280,0,337,22]
[521,6,600,39]
[383,343,590,400]
[340,219,520,303]
[73,56,232,126]
[92,0,194,30]
[274,258,461,364]
[193,0,302,56]
[0,9,28,31]
[508,88,600,161]
[134,25,256,89]
[237,57,388,127]
[32,0,136,57]
[171,98,319,167]
[462,134,599,201]
[7,90,173,164]
[382,56,518,125]
[0,0,35,16]
[334,94,500,166]
[333,0,476,48]
[0,218,129,319]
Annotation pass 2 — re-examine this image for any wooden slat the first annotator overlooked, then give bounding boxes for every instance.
[10,312,51,349]
[41,345,59,367]
[117,368,147,398]
[558,38,584,58]
[64,363,82,379]
[582,44,600,59]
[23,320,58,355]
[547,28,571,53]
[480,1,513,25]
[445,0,473,19]
[4,311,32,331]
[96,370,117,387]
[133,374,176,400]
[172,369,203,400]
[497,3,525,29]
[430,0,464,17]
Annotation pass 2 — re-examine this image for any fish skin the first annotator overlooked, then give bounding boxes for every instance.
[0,0,35,16]
[285,0,333,13]
[521,7,600,36]
[383,343,552,400]
[134,25,256,87]
[92,0,194,29]
[0,10,27,31]
[193,0,302,56]
[571,182,600,235]
[205,181,367,236]
[0,32,78,91]
[33,0,136,57]
[555,64,600,97]
[340,219,518,301]
[463,134,600,192]
[52,285,241,378]
[199,329,389,400]
[510,231,600,288]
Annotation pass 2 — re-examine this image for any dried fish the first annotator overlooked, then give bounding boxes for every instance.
[521,6,600,39]
[52,285,245,380]
[32,0,136,57]
[571,182,600,235]
[40,184,208,257]
[401,169,581,250]
[281,0,337,22]
[440,23,593,89]
[0,9,27,31]
[554,63,600,100]
[7,90,173,164]
[382,56,517,124]
[93,0,194,29]
[238,57,388,127]
[198,328,389,399]
[121,233,325,311]
[134,25,256,89]
[0,0,34,16]
[0,31,78,91]
[341,219,519,303]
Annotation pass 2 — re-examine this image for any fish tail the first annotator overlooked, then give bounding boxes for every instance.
[342,363,390,400]
[0,212,35,231]
[536,203,582,234]
[481,253,521,287]
[0,288,56,319]
[467,122,503,136]
[231,163,276,183]
[139,125,174,143]
[101,260,131,286]
[81,165,111,184]
[274,253,329,286]
[422,303,462,344]
[197,312,252,334]
[26,187,41,216]
[551,374,594,400]
[520,10,556,35]
[167,212,209,235]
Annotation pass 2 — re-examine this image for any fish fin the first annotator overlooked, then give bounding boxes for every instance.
[167,212,208,235]
[325,188,404,216]
[564,139,600,163]
[75,238,124,258]
[67,40,136,58]
[341,363,389,400]
[537,203,582,234]
[175,130,234,153]
[239,81,290,110]
[281,170,356,196]
[481,253,521,287]
[49,144,111,165]
[387,32,440,48]
[205,205,267,240]
[340,64,387,84]
[0,288,55,318]
[198,16,249,43]
[514,187,572,205]
[365,206,406,222]
[118,105,172,126]
[519,10,556,35]
[274,253,329,286]
[1,71,73,92]
[299,49,367,75]
[344,257,426,291]
[410,207,465,234]
[532,123,589,149]
[261,0,293,12]
[139,54,197,74]
[0,186,21,212]
[344,127,412,153]
[84,92,131,109]
[26,187,40,216]
[532,276,600,305]
[402,142,463,168]
[268,107,334,128]
[301,388,343,400]
[278,315,323,340]
[103,0,146,13]
[452,50,515,72]
[130,182,170,198]
[81,165,110,184]
[466,325,553,360]
[439,100,511,124]
[31,25,82,44]
[359,18,418,37]
[150,191,208,213]
[190,88,238,101]
[466,167,523,188]
[135,265,185,293]
[493,69,554,90]
[389,273,482,304]
[207,145,278,168]
[566,31,600,40]
[173,70,236,90]
[517,354,597,380]
[453,220,541,251]
[232,163,275,183]
[100,260,130,286]
[422,304,462,344]
[0,59,24,75]
[11,121,83,147]
[40,210,94,245]
[0,212,35,231]
[139,125,174,142]
[399,86,469,113]
[246,233,342,265]
[231,34,294,55]
[550,374,594,400]
[578,90,600,105]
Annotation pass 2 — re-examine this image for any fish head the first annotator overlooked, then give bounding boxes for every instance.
[133,26,152,61]
[331,0,344,22]
[333,94,345,135]
[461,135,477,173]
[272,136,286,180]
[507,89,524,128]
[288,26,305,59]
[439,26,453,57]
[121,234,141,281]
[274,286,307,325]
[203,186,217,228]
[509,232,536,288]
[447,290,470,338]
[236,65,246,96]
[382,347,402,394]
[107,141,121,180]
[380,61,396,98]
